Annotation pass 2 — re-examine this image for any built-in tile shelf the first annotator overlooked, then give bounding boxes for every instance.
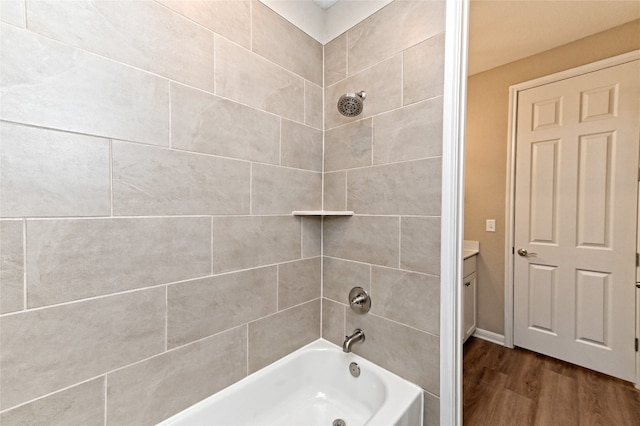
[292,211,354,216]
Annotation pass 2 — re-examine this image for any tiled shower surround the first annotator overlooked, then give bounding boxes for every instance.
[0,1,445,424]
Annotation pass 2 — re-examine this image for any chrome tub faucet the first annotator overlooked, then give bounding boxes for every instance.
[343,329,365,353]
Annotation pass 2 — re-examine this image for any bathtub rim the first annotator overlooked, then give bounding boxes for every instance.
[157,337,424,426]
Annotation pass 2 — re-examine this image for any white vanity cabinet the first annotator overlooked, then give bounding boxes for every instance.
[462,254,477,343]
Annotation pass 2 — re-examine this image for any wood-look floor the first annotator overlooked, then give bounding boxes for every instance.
[463,337,640,426]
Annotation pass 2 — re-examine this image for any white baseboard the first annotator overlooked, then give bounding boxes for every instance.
[472,328,505,346]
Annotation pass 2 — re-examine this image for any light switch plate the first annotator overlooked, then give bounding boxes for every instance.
[486,219,496,232]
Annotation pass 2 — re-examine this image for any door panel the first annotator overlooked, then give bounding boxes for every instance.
[514,59,640,381]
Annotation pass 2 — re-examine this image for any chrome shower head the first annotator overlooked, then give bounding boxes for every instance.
[337,91,367,117]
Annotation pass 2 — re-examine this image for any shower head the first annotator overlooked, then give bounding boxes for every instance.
[337,91,367,117]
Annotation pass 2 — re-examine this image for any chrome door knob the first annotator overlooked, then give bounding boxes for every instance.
[517,248,537,257]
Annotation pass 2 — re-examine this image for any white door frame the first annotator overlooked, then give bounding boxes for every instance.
[440,0,469,424]
[503,51,640,355]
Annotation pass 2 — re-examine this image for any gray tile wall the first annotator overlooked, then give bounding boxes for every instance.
[0,0,445,424]
[321,1,445,422]
[0,1,322,424]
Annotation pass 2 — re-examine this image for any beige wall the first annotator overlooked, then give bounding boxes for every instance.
[465,19,640,336]
[321,2,445,424]
[0,0,447,425]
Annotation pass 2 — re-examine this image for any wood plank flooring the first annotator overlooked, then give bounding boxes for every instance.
[463,337,640,426]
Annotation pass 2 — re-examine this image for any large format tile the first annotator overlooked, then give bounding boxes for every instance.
[324,33,347,87]
[212,216,301,273]
[424,391,441,426]
[170,83,280,164]
[0,220,23,314]
[324,119,373,172]
[281,120,323,172]
[321,298,345,347]
[252,1,322,85]
[372,97,443,164]
[158,0,250,48]
[404,33,445,105]
[27,0,214,91]
[323,171,347,211]
[302,217,321,259]
[371,267,440,335]
[323,216,399,268]
[251,164,321,214]
[248,300,320,373]
[215,36,304,122]
[0,122,110,217]
[112,141,250,216]
[0,24,169,146]
[167,267,277,348]
[0,288,165,410]
[107,327,247,426]
[278,258,321,310]
[0,0,25,27]
[26,217,211,307]
[346,310,439,394]
[347,0,445,75]
[305,81,323,130]
[0,378,104,426]
[323,257,370,304]
[325,56,402,129]
[401,216,441,275]
[347,159,442,215]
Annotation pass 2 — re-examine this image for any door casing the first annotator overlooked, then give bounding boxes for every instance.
[503,50,640,385]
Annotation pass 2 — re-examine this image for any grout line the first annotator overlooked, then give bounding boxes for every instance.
[103,375,108,426]
[245,323,250,376]
[276,264,280,311]
[0,374,106,415]
[168,85,173,148]
[164,285,168,352]
[323,95,443,132]
[0,279,194,318]
[22,0,27,29]
[299,218,304,259]
[322,255,440,279]
[109,140,114,217]
[324,155,443,174]
[249,0,253,52]
[401,50,404,106]
[278,118,282,166]
[22,219,27,310]
[398,216,402,268]
[345,30,349,78]
[6,213,434,223]
[249,163,253,215]
[344,171,348,210]
[212,35,216,94]
[371,116,375,165]
[210,216,214,276]
[342,303,346,338]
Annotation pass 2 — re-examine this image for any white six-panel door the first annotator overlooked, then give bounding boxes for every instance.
[513,59,640,381]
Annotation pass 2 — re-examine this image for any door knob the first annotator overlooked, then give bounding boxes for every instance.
[517,248,537,257]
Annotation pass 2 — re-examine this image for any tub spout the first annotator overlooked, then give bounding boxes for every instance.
[343,329,365,353]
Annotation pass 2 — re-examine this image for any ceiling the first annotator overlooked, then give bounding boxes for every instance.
[468,0,640,75]
[312,0,339,9]
[263,1,640,73]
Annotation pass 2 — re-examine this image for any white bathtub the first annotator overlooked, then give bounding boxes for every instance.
[157,339,423,426]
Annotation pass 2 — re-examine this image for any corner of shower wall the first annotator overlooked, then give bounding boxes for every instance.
[320,1,447,425]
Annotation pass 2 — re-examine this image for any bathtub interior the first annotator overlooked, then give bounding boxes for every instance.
[158,339,423,426]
